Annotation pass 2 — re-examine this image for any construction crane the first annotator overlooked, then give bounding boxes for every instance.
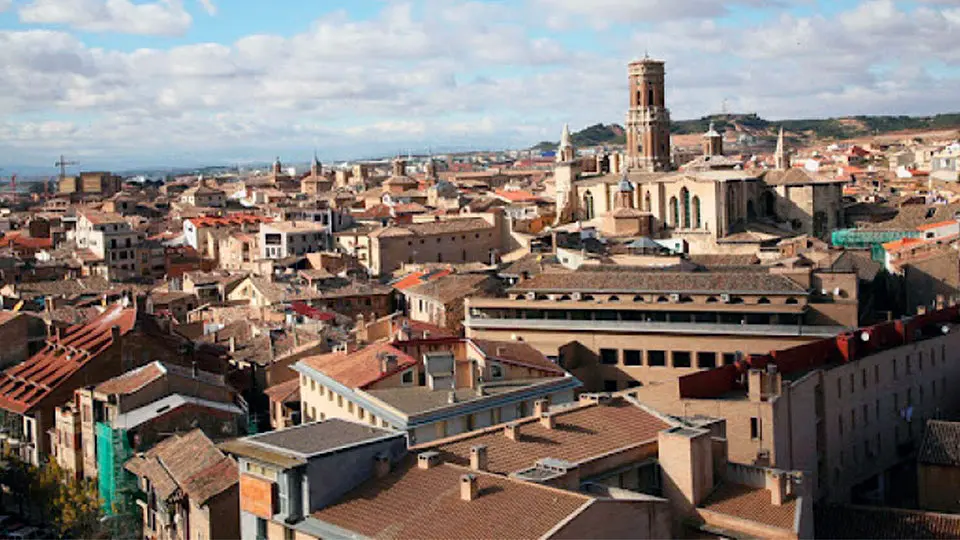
[55,154,78,184]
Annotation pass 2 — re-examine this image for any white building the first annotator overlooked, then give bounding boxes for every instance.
[259,221,329,259]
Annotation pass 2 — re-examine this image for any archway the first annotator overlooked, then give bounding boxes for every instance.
[692,196,702,228]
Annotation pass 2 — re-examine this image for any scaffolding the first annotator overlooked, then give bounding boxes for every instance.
[95,422,136,516]
[830,229,922,262]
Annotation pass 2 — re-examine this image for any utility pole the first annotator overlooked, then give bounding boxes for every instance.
[55,154,78,186]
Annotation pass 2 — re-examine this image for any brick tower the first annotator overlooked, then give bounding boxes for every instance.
[626,57,671,172]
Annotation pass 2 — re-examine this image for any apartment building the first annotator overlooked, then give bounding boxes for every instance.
[465,268,853,392]
[180,182,226,208]
[292,337,580,445]
[183,214,272,251]
[73,211,144,281]
[259,221,329,259]
[630,304,960,504]
[358,211,506,276]
[59,171,123,197]
[401,273,499,333]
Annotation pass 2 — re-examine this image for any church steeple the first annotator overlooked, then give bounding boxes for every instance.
[775,127,788,170]
[615,169,635,209]
[557,124,575,163]
[703,121,723,156]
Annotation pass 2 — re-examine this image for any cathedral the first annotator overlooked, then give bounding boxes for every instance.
[553,58,845,255]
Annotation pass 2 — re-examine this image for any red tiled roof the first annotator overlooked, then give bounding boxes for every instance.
[468,338,564,375]
[916,220,957,231]
[494,189,540,203]
[882,237,927,253]
[187,214,272,228]
[0,305,137,414]
[301,342,418,389]
[391,268,453,291]
[263,378,300,403]
[3,232,53,250]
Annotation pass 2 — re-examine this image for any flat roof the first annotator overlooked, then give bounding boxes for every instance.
[239,418,400,458]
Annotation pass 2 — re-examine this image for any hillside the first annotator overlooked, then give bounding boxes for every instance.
[532,113,960,150]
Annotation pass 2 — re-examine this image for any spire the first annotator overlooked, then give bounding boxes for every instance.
[704,121,720,138]
[775,127,787,170]
[557,124,575,163]
[560,123,572,148]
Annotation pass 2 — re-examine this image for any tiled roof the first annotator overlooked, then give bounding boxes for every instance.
[238,419,396,456]
[263,378,299,403]
[426,398,668,474]
[300,342,418,389]
[80,210,126,225]
[187,214,272,228]
[882,236,928,253]
[390,268,453,291]
[510,269,807,295]
[94,362,165,396]
[763,168,845,186]
[404,274,493,304]
[917,220,958,231]
[125,429,237,506]
[918,420,960,467]
[468,338,564,375]
[316,281,393,299]
[372,217,494,239]
[311,459,590,540]
[700,482,797,530]
[0,305,137,414]
[863,203,960,231]
[814,504,960,539]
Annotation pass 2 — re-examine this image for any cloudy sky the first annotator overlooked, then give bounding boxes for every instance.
[1,0,959,171]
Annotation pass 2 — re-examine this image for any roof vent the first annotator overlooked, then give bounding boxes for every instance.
[417,451,440,470]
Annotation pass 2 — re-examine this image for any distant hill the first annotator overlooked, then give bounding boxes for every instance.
[531,113,960,151]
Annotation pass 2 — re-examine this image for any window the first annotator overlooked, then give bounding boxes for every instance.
[648,350,666,366]
[603,380,619,392]
[490,363,504,379]
[310,379,316,391]
[849,374,854,394]
[318,385,324,396]
[918,351,924,371]
[722,353,738,366]
[874,365,880,384]
[401,369,414,385]
[906,355,912,375]
[600,349,618,365]
[862,369,867,389]
[624,350,643,366]
[851,409,856,429]
[838,415,844,436]
[837,379,842,399]
[491,408,501,425]
[311,406,316,420]
[697,352,717,369]
[358,407,365,420]
[337,395,343,407]
[256,518,267,540]
[750,417,760,440]
[893,358,898,380]
[672,351,692,368]
[284,527,295,540]
[348,402,354,414]
[863,404,869,426]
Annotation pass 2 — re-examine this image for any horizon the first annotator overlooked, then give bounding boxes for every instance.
[2,0,960,171]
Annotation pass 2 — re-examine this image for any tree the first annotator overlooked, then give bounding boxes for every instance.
[53,471,102,539]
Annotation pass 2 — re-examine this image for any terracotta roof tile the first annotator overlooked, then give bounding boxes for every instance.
[301,342,418,389]
[404,274,494,304]
[700,482,797,530]
[94,362,165,396]
[426,399,668,474]
[311,459,590,540]
[468,339,564,375]
[511,269,806,295]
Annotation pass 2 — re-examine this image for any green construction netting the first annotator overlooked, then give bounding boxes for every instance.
[95,422,134,515]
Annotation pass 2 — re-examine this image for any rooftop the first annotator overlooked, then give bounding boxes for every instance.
[404,274,494,304]
[299,342,418,389]
[310,459,590,540]
[509,269,807,295]
[220,419,399,467]
[918,420,960,467]
[424,398,669,474]
[814,504,960,539]
[700,481,798,530]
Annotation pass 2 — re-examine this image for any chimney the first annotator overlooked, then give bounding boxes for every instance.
[504,422,520,441]
[470,445,488,472]
[379,353,397,374]
[229,336,236,353]
[533,399,549,417]
[374,453,391,479]
[447,391,458,404]
[417,451,440,470]
[460,474,478,502]
[111,325,121,344]
[767,471,789,506]
[539,413,555,430]
[191,361,198,379]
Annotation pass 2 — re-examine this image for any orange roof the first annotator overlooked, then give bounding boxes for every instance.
[300,342,418,389]
[882,237,927,252]
[0,305,137,414]
[391,268,453,291]
[917,220,958,231]
[494,189,540,203]
[188,214,272,228]
[94,362,165,396]
[426,398,668,474]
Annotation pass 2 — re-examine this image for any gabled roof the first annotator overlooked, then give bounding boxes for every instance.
[310,459,591,540]
[0,305,137,414]
[94,362,165,396]
[300,342,418,389]
[125,429,237,506]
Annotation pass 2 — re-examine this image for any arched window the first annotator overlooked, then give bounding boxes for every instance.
[583,192,595,220]
[757,297,771,304]
[633,295,645,302]
[785,297,799,305]
[644,191,652,212]
[706,296,719,303]
[656,296,669,303]
[669,196,679,227]
[681,188,691,228]
[581,294,595,302]
[679,295,694,303]
[558,295,571,301]
[608,296,620,302]
[728,296,745,305]
[692,196,702,228]
[747,200,757,221]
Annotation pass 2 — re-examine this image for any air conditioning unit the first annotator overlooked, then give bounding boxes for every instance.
[669,293,681,302]
[720,293,731,303]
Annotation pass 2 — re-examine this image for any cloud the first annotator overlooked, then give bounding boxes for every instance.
[2,0,960,167]
[19,0,193,36]
[197,0,215,16]
[0,0,11,13]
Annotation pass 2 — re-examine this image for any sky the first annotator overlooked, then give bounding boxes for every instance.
[1,0,959,171]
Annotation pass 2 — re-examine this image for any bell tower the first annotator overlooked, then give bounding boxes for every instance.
[626,57,671,172]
